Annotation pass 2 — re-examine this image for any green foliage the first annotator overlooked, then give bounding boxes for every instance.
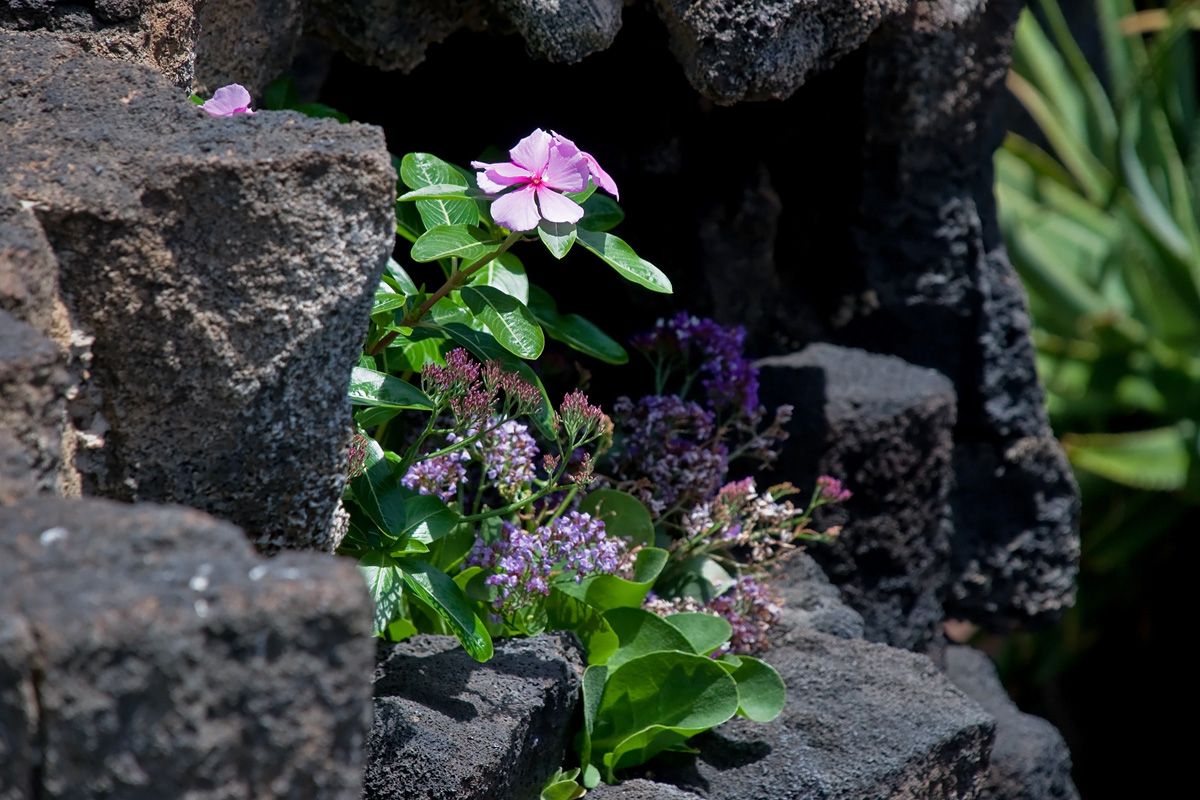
[995,0,1200,679]
[575,607,785,786]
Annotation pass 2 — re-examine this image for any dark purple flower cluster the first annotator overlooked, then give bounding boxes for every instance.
[466,511,625,616]
[707,576,783,656]
[559,389,607,445]
[607,395,728,518]
[632,313,760,413]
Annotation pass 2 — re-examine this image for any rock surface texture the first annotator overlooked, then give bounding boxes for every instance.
[0,496,375,800]
[365,633,584,800]
[635,627,995,800]
[0,32,396,551]
[941,645,1081,800]
[849,0,1080,627]
[653,0,908,103]
[758,343,957,651]
[0,0,203,87]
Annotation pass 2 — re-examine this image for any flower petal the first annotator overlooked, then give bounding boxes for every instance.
[549,131,581,159]
[201,84,254,117]
[508,129,551,172]
[474,161,534,194]
[492,185,542,231]
[542,146,587,193]
[582,153,619,200]
[535,187,585,224]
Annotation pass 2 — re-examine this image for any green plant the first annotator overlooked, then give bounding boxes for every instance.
[994,0,1200,678]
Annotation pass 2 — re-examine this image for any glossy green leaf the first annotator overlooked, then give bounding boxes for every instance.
[395,200,425,244]
[576,228,673,293]
[411,225,501,263]
[346,439,406,541]
[386,258,420,296]
[578,193,625,232]
[400,153,478,229]
[460,285,545,359]
[526,286,628,364]
[396,558,493,662]
[664,613,732,657]
[398,183,478,202]
[348,366,433,410]
[579,490,654,547]
[358,554,404,637]
[399,492,460,544]
[538,219,577,259]
[725,655,786,722]
[468,251,529,303]
[554,549,667,614]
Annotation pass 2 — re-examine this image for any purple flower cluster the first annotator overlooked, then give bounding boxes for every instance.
[482,420,539,501]
[632,313,760,413]
[401,434,469,501]
[423,349,542,429]
[707,576,783,656]
[467,511,625,616]
[607,395,728,518]
[559,389,607,445]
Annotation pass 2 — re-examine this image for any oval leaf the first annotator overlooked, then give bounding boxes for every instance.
[725,655,786,722]
[348,366,433,410]
[576,228,672,293]
[468,251,529,303]
[579,193,625,232]
[396,558,493,662]
[400,152,478,229]
[602,606,695,671]
[579,490,654,547]
[460,285,545,359]
[664,613,733,657]
[412,224,501,263]
[538,219,578,259]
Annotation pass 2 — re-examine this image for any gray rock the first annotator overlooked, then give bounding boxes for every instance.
[758,343,957,651]
[194,0,306,95]
[365,633,584,800]
[588,778,703,800]
[941,646,1080,800]
[0,32,396,551]
[495,0,624,63]
[653,0,908,104]
[305,0,489,73]
[771,551,866,641]
[638,628,994,799]
[0,312,71,503]
[0,495,376,799]
[848,0,1080,628]
[0,0,202,87]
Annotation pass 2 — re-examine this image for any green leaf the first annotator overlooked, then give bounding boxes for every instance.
[579,193,625,232]
[398,492,460,545]
[386,258,420,296]
[395,200,426,244]
[538,219,578,259]
[468,251,529,303]
[579,490,655,547]
[348,366,433,410]
[546,587,620,665]
[396,558,493,662]
[460,285,545,359]
[358,554,404,637]
[1063,423,1193,490]
[411,225,501,263]
[398,183,477,202]
[554,548,667,614]
[725,655,787,722]
[576,228,673,293]
[591,651,741,780]
[526,285,628,364]
[346,439,407,542]
[602,606,695,671]
[400,153,478,229]
[664,613,732,657]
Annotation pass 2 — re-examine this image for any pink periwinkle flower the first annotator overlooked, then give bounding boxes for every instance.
[200,84,255,117]
[472,128,616,232]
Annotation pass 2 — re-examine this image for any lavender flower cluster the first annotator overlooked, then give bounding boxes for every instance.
[483,420,540,502]
[467,511,625,617]
[401,433,469,501]
[631,312,760,414]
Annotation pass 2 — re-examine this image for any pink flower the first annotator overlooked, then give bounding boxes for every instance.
[550,131,619,200]
[200,84,255,117]
[472,128,615,232]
